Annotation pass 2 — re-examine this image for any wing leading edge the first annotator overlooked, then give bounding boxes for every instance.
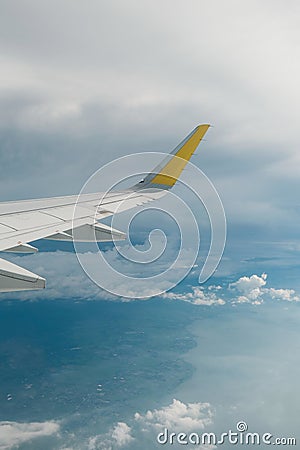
[0,124,210,292]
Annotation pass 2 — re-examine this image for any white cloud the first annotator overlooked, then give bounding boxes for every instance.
[268,287,300,302]
[86,399,213,449]
[163,286,225,306]
[88,422,133,450]
[111,423,134,447]
[230,273,267,304]
[134,398,213,432]
[0,420,60,450]
[163,272,300,307]
[230,273,300,304]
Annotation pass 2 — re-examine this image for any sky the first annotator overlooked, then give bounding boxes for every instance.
[0,0,299,244]
[1,0,300,295]
[1,2,300,449]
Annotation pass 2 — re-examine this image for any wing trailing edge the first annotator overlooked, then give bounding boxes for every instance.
[47,223,126,242]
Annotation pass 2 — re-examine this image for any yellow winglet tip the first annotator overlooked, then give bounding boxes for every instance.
[196,123,211,130]
[150,124,210,187]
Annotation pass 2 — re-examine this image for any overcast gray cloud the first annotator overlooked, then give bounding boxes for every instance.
[0,0,299,241]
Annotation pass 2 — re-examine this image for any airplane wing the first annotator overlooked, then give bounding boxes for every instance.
[0,124,210,292]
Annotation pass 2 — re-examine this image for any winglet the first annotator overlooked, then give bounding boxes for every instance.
[139,124,210,189]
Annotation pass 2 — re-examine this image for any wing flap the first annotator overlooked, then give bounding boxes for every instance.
[0,257,45,292]
[4,243,38,253]
[47,223,126,242]
[71,223,126,242]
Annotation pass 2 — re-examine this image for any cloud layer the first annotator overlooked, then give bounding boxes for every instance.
[163,287,225,306]
[163,272,300,306]
[0,0,300,241]
[1,248,299,306]
[0,420,60,450]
